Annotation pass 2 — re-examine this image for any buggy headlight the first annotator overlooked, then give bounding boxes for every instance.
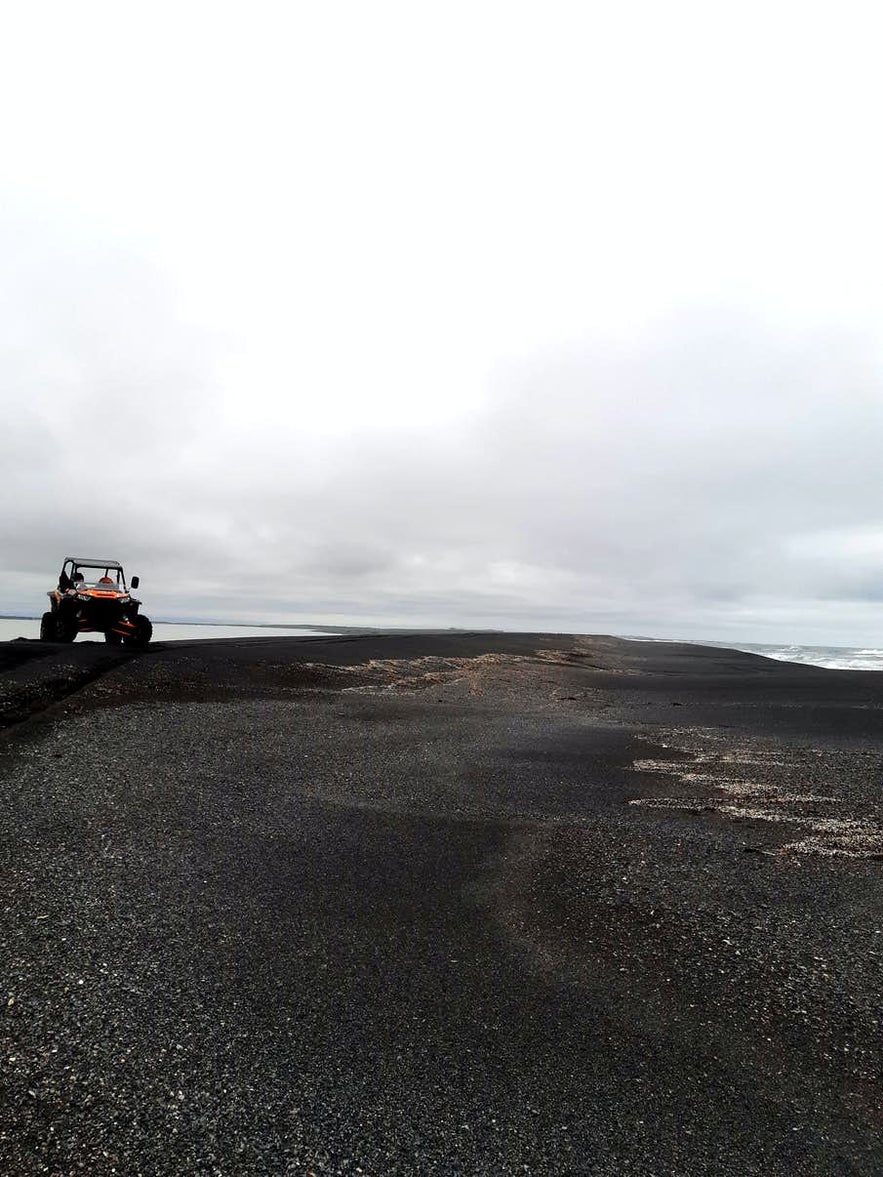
[77,593,89,601]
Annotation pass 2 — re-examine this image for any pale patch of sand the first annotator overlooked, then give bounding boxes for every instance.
[630,736,883,858]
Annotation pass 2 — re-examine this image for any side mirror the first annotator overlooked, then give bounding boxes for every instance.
[131,576,140,590]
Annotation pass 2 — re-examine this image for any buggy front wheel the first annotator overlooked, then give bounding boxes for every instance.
[55,617,76,642]
[124,616,153,648]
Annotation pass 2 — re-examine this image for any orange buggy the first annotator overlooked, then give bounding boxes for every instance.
[41,556,152,646]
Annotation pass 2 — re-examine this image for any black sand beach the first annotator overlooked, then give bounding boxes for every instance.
[2,632,883,1175]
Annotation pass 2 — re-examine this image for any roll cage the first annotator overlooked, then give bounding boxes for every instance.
[58,556,136,593]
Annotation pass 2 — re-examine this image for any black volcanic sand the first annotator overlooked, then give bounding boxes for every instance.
[3,632,883,1175]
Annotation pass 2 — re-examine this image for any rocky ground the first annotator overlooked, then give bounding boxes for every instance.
[2,631,883,1175]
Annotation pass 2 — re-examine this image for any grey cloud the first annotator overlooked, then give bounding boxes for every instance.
[3,254,883,644]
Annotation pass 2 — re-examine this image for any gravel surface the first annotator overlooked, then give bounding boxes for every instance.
[2,632,883,1175]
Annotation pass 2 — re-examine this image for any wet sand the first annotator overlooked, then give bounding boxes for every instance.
[2,632,883,1174]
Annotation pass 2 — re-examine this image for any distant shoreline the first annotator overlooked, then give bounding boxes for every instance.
[0,615,492,635]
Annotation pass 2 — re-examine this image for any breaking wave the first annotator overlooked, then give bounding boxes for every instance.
[734,643,883,672]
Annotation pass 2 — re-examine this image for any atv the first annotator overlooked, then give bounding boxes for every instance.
[41,556,153,646]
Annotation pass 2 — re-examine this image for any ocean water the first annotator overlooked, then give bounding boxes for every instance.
[0,618,337,643]
[733,642,883,672]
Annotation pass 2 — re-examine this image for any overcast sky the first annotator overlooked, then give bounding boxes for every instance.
[3,1,883,644]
